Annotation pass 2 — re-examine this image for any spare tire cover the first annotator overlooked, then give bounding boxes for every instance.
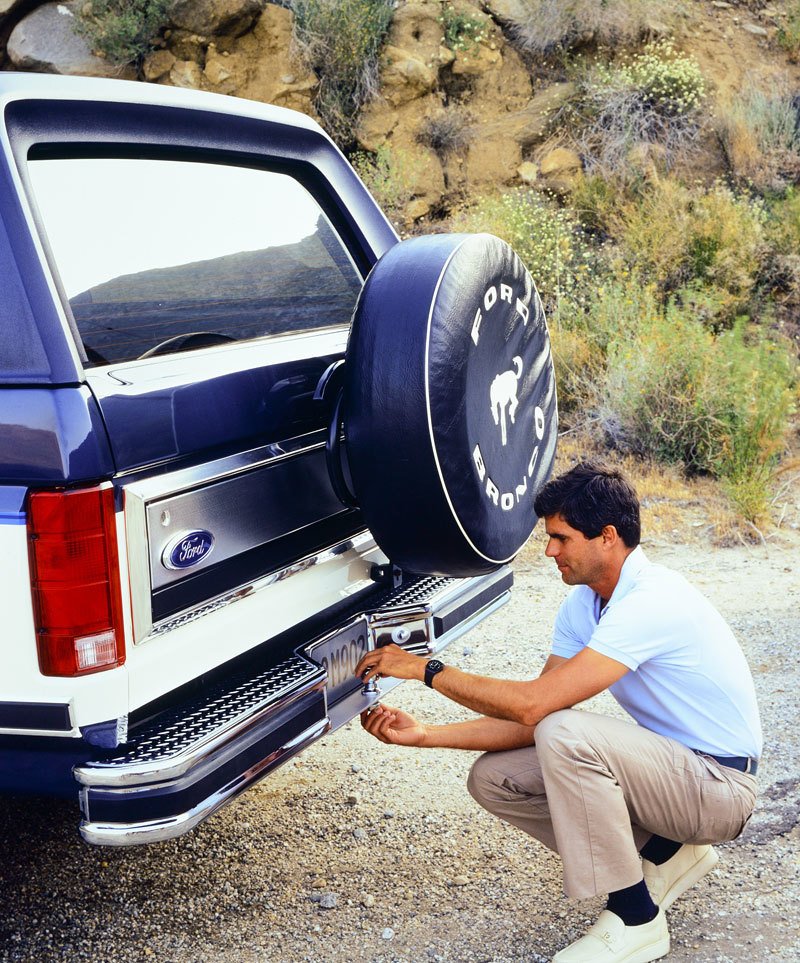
[343,233,558,576]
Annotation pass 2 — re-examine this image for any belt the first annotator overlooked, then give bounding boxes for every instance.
[696,751,758,776]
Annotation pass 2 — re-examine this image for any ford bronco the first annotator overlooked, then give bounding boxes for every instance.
[0,73,558,845]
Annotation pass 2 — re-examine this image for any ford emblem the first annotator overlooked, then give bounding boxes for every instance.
[162,530,215,571]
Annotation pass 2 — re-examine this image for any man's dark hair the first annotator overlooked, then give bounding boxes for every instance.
[533,461,641,547]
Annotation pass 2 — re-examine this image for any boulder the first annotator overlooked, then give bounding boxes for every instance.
[169,59,203,88]
[142,49,176,81]
[7,1,136,77]
[168,0,265,39]
[380,45,438,106]
[538,146,583,194]
[517,161,538,184]
[197,4,318,116]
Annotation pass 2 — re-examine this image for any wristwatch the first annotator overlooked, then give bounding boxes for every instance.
[424,659,446,688]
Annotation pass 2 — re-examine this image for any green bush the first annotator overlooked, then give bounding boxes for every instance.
[439,3,489,52]
[504,0,674,54]
[613,181,767,318]
[76,0,169,64]
[603,310,797,521]
[290,0,394,147]
[352,145,416,220]
[451,188,593,311]
[777,1,800,59]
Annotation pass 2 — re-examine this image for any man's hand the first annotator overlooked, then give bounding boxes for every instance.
[360,704,428,746]
[355,643,425,686]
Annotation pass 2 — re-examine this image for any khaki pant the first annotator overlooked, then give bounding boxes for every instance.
[467,709,758,900]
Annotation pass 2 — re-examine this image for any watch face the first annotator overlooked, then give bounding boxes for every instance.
[427,660,444,673]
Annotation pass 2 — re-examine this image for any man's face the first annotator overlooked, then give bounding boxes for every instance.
[543,514,605,587]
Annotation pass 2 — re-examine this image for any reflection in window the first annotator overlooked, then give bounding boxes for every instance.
[29,158,363,366]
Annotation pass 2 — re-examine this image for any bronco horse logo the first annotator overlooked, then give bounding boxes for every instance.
[490,356,523,447]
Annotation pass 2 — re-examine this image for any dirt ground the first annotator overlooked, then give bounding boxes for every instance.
[1,497,798,962]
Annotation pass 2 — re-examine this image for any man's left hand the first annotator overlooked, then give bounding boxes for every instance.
[355,644,425,685]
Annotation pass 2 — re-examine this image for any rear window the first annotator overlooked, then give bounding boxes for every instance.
[28,157,363,366]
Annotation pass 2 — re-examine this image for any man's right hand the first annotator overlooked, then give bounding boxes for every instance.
[360,704,428,747]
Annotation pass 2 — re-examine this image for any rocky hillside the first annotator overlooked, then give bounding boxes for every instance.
[1,0,798,531]
[0,0,796,224]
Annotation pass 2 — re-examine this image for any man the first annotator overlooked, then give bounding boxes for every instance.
[356,462,761,963]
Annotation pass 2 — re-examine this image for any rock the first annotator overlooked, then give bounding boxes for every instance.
[518,161,538,184]
[538,146,583,194]
[318,893,338,910]
[381,927,395,940]
[7,1,136,77]
[742,23,769,37]
[197,4,318,116]
[482,0,526,22]
[451,875,470,886]
[464,129,522,190]
[381,45,438,107]
[168,0,265,39]
[346,793,360,806]
[170,60,203,89]
[711,1,733,7]
[362,894,376,907]
[451,43,502,78]
[390,1,445,64]
[142,49,176,82]
[405,197,432,221]
[0,0,23,19]
[353,828,367,841]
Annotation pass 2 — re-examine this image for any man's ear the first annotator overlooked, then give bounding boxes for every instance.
[601,524,620,547]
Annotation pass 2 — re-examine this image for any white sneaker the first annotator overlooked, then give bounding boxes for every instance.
[552,908,669,963]
[642,844,719,910]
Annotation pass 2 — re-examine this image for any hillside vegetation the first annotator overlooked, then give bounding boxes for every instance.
[47,0,800,534]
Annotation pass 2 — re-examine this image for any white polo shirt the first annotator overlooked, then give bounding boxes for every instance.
[551,546,762,760]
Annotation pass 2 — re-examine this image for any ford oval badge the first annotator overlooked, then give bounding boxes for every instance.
[162,530,215,571]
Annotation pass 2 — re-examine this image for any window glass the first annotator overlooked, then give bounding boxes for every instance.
[28,158,363,366]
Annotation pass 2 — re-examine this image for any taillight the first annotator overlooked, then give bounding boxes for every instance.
[27,485,126,677]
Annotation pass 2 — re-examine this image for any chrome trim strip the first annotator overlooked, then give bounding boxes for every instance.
[75,666,325,788]
[78,717,330,846]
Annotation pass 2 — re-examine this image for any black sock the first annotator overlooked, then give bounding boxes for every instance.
[606,879,658,926]
[640,834,683,866]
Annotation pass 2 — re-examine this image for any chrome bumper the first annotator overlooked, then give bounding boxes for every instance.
[74,566,512,846]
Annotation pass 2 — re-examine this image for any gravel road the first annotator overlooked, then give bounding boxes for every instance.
[1,538,798,963]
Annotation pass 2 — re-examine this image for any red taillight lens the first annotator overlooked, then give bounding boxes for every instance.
[28,486,126,677]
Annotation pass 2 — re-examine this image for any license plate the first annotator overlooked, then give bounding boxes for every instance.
[306,617,371,705]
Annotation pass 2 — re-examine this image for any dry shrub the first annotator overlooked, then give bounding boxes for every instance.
[290,0,394,147]
[717,88,800,193]
[417,110,474,160]
[572,41,706,183]
[502,0,674,55]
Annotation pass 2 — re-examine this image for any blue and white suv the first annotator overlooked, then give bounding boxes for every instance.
[0,73,557,845]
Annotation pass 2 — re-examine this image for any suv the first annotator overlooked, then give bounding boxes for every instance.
[0,73,557,846]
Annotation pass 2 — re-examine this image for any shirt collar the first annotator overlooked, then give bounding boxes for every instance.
[598,545,648,616]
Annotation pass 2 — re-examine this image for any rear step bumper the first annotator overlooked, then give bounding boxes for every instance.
[74,566,512,846]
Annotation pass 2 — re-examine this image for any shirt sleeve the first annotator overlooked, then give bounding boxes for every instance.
[586,590,664,671]
[551,592,586,660]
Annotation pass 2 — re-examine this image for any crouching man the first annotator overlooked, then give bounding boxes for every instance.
[356,462,760,963]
